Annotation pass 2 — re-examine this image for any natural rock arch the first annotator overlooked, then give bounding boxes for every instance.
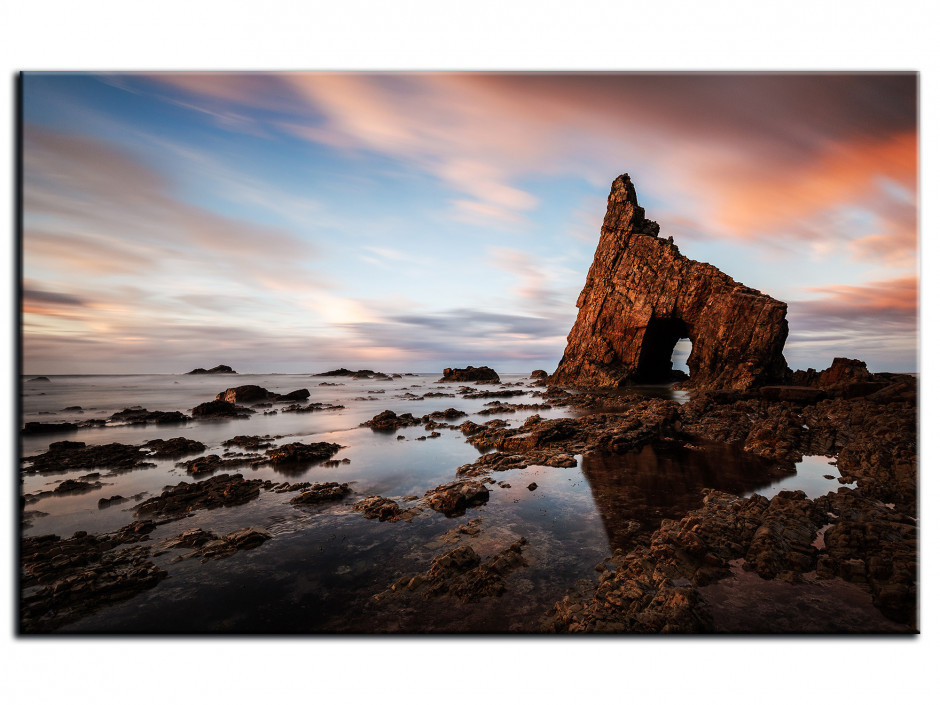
[550,174,789,390]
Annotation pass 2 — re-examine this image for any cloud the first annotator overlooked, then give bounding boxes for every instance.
[784,276,917,370]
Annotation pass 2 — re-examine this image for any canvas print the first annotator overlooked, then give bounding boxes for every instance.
[19,72,917,634]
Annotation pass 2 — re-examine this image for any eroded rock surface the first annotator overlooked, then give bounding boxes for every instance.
[550,174,788,390]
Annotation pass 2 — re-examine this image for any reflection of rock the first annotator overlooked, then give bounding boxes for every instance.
[578,441,791,550]
[551,174,788,390]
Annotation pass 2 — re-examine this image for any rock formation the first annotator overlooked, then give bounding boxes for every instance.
[551,174,789,390]
[186,365,236,375]
[438,366,500,383]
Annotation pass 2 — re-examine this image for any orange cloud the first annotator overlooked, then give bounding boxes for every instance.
[707,131,917,236]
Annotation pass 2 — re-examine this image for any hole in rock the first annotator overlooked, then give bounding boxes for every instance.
[635,317,691,384]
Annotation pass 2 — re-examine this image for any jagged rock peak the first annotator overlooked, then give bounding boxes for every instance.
[602,173,661,237]
[550,173,789,391]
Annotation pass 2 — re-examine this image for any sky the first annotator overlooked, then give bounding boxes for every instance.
[20,72,918,374]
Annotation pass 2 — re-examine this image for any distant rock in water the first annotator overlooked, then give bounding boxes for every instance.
[22,421,78,435]
[438,366,500,383]
[551,173,789,391]
[186,365,236,375]
[530,370,548,379]
[314,368,377,377]
[27,376,51,383]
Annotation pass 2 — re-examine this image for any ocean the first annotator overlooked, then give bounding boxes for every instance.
[20,372,850,633]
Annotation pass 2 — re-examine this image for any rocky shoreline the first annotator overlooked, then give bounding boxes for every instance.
[19,362,917,633]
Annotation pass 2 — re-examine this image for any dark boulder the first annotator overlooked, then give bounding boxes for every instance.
[438,366,500,383]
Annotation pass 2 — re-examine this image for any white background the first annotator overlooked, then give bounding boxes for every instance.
[2,2,936,702]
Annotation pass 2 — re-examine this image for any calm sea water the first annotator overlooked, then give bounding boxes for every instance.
[20,372,846,633]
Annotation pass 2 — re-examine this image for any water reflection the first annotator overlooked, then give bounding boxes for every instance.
[580,441,792,550]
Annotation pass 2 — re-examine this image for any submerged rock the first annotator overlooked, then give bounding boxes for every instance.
[353,496,422,522]
[290,482,351,505]
[424,480,490,517]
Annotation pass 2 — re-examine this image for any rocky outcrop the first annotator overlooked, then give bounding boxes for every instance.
[191,399,254,419]
[109,408,190,425]
[186,365,236,374]
[22,421,78,435]
[551,173,789,390]
[438,366,500,383]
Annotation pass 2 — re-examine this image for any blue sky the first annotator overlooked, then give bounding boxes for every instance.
[21,72,918,374]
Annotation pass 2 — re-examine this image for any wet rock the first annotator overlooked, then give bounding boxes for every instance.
[23,442,154,475]
[530,370,548,379]
[376,537,529,604]
[744,491,821,579]
[425,408,467,420]
[53,478,103,494]
[178,454,259,476]
[550,173,788,390]
[222,435,276,451]
[97,495,127,509]
[22,421,78,435]
[256,441,343,466]
[438,366,500,383]
[27,376,51,382]
[143,437,207,458]
[273,388,311,402]
[362,410,422,431]
[272,481,312,493]
[134,473,267,517]
[20,529,166,633]
[109,408,190,425]
[424,480,490,517]
[290,482,352,505]
[813,491,917,625]
[191,399,255,418]
[215,385,271,404]
[353,496,422,522]
[186,365,236,374]
[281,401,345,413]
[527,482,538,491]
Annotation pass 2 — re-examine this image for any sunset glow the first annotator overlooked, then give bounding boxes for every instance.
[21,72,918,374]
